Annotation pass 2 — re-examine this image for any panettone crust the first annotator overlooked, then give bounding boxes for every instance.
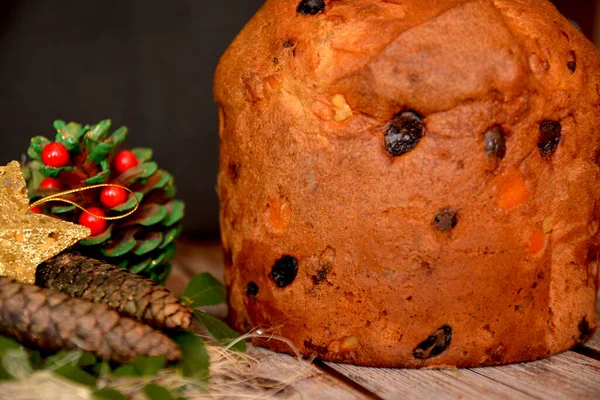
[214,0,600,367]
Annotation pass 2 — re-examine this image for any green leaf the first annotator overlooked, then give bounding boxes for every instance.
[79,225,112,246]
[23,161,45,191]
[173,332,210,382]
[194,311,246,352]
[85,169,111,184]
[102,229,138,257]
[51,205,76,214]
[42,350,94,370]
[122,204,167,227]
[133,355,166,377]
[92,388,128,400]
[112,364,138,377]
[1,347,32,380]
[161,225,182,249]
[87,142,112,164]
[0,336,21,354]
[130,258,152,274]
[106,126,128,147]
[78,352,97,367]
[54,365,96,387]
[134,232,163,256]
[131,148,153,163]
[28,136,51,160]
[162,200,185,227]
[183,273,227,307]
[143,384,175,400]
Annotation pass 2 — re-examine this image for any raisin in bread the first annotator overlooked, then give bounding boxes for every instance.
[214,0,600,367]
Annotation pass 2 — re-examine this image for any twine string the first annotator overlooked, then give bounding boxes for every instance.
[24,184,139,220]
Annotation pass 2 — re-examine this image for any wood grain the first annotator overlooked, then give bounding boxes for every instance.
[472,352,600,399]
[249,346,371,400]
[325,363,534,400]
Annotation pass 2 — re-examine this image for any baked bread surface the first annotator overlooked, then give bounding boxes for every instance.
[215,0,600,367]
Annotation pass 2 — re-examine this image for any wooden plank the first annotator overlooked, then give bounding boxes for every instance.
[250,346,372,400]
[473,351,600,399]
[326,363,534,400]
[328,351,600,400]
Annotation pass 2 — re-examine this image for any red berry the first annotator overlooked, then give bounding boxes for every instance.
[113,150,138,174]
[100,186,128,208]
[78,207,107,236]
[42,142,70,168]
[31,206,43,214]
[39,177,62,190]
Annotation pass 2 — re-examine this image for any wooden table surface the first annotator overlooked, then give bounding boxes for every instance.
[169,239,600,400]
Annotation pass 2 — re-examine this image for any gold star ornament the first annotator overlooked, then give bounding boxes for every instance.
[0,161,90,283]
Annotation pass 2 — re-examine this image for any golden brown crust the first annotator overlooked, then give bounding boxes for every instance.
[215,0,600,367]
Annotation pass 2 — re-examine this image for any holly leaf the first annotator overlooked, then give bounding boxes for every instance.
[53,365,96,387]
[133,355,166,377]
[183,273,227,307]
[102,228,138,257]
[173,332,210,383]
[162,200,185,227]
[194,311,246,353]
[28,136,51,160]
[131,148,153,163]
[133,232,163,256]
[92,388,128,400]
[143,384,176,400]
[79,225,112,246]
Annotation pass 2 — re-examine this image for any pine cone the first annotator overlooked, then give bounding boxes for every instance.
[0,277,181,364]
[23,120,184,284]
[36,253,193,331]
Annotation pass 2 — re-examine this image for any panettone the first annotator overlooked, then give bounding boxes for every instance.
[214,0,600,367]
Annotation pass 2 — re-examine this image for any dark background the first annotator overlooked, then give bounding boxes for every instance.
[0,0,596,236]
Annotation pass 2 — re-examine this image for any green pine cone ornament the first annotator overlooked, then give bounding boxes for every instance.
[23,120,184,284]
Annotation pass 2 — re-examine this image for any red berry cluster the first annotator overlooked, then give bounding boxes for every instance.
[39,144,139,236]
